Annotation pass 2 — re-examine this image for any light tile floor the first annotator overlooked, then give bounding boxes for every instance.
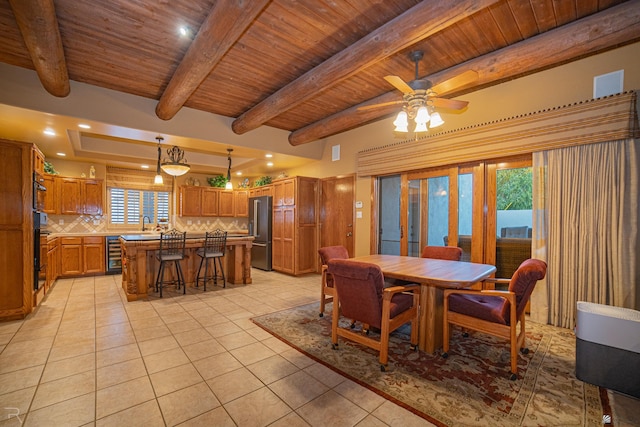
[1,269,638,426]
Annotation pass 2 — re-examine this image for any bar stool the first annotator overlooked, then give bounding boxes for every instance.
[154,230,186,298]
[196,229,227,290]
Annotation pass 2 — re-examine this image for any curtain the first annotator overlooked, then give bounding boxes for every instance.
[532,139,639,328]
[106,166,173,193]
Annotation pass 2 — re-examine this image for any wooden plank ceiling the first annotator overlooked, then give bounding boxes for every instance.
[1,0,638,146]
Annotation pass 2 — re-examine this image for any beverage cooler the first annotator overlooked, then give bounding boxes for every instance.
[105,236,122,274]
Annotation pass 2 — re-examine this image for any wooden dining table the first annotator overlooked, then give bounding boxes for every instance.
[352,254,496,354]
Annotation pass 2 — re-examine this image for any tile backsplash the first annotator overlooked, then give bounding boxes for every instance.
[45,214,248,234]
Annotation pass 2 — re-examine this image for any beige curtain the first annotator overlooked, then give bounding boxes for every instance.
[532,139,639,328]
[106,166,173,192]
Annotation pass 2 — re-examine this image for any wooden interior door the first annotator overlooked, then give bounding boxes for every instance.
[320,175,355,257]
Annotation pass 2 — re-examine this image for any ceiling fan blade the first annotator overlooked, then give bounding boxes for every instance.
[384,75,415,94]
[430,70,478,95]
[431,97,469,110]
[357,100,404,111]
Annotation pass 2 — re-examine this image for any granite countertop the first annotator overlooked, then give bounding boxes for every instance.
[46,231,249,239]
[119,233,252,241]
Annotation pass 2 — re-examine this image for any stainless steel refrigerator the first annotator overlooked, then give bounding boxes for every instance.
[248,195,272,270]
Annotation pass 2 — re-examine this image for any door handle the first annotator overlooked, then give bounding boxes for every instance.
[346,232,353,237]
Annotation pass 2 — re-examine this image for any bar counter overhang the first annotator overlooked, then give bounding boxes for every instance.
[119,233,254,301]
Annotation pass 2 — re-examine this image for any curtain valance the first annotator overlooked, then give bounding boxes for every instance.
[106,166,173,192]
[357,91,639,177]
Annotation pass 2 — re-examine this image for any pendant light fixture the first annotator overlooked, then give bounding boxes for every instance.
[225,148,233,190]
[161,145,190,176]
[154,136,164,185]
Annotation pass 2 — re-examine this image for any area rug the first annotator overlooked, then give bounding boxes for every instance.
[252,303,610,427]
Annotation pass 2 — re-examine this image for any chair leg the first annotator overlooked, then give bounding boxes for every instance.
[156,261,166,298]
[203,257,209,291]
[176,260,186,294]
[215,257,226,288]
[196,256,205,288]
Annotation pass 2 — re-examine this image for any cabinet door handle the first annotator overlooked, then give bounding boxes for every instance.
[346,232,353,237]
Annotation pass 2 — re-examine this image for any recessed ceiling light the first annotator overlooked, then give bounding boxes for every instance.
[236,171,242,176]
[267,162,274,167]
[43,128,56,136]
[78,123,91,129]
[179,26,190,38]
[141,165,149,169]
[56,152,66,157]
[265,154,273,158]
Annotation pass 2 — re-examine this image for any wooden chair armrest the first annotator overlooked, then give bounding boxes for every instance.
[383,283,420,298]
[444,288,516,304]
[483,277,511,285]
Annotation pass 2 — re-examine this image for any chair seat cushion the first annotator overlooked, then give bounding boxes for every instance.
[196,248,223,258]
[389,293,414,319]
[449,293,508,325]
[157,254,184,261]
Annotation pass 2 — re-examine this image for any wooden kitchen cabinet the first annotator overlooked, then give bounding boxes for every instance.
[179,186,203,216]
[59,178,83,214]
[60,236,104,276]
[42,174,58,214]
[46,237,59,289]
[83,236,105,274]
[273,179,296,206]
[0,139,33,320]
[33,146,45,176]
[249,185,273,198]
[271,177,318,275]
[201,188,219,216]
[57,176,104,215]
[234,190,249,217]
[180,186,247,217]
[60,237,83,276]
[218,190,235,217]
[83,179,103,215]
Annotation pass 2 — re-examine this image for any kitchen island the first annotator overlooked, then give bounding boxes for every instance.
[119,233,254,301]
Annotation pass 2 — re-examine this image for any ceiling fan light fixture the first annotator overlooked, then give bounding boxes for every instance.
[415,105,430,125]
[161,145,190,176]
[429,111,445,128]
[393,111,409,132]
[414,122,428,133]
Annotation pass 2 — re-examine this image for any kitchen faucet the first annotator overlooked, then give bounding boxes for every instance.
[142,216,152,231]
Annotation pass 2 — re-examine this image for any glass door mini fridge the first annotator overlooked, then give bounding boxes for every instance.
[248,195,272,270]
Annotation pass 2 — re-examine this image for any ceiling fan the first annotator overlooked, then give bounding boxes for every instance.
[360,51,478,133]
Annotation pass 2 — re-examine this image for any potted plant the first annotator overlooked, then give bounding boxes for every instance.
[207,175,227,188]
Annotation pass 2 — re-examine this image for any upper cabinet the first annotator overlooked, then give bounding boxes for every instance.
[33,146,45,176]
[249,185,273,198]
[180,186,202,216]
[54,176,104,215]
[179,186,246,217]
[234,190,249,217]
[218,191,235,217]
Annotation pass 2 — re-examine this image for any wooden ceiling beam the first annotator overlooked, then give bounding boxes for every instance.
[8,0,69,97]
[288,0,640,146]
[155,0,271,121]
[231,0,500,135]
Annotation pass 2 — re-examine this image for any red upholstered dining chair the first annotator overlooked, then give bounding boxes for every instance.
[318,246,349,317]
[442,258,547,380]
[327,259,420,371]
[421,245,462,261]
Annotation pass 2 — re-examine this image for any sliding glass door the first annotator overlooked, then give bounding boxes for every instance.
[375,157,532,271]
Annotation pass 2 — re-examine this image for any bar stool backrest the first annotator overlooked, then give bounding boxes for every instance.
[159,230,186,259]
[204,229,227,257]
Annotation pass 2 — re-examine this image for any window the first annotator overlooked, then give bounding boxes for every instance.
[109,188,170,226]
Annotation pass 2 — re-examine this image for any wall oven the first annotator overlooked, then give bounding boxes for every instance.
[33,172,46,212]
[33,212,48,291]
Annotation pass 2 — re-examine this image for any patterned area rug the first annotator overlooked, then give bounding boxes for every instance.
[252,303,610,427]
